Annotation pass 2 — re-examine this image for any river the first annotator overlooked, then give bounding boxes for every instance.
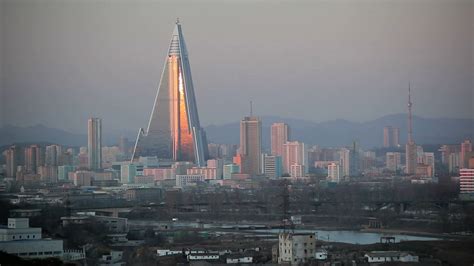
[129,220,441,245]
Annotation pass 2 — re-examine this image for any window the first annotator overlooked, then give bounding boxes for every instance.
[33,235,35,238]
[12,236,15,239]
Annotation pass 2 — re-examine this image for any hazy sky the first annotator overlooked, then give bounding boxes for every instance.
[1,0,473,136]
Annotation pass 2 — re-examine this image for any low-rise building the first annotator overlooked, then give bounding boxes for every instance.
[226,254,253,264]
[290,215,302,225]
[315,248,328,260]
[0,218,63,259]
[223,164,240,179]
[61,214,128,233]
[143,167,176,181]
[187,253,220,261]
[94,215,128,233]
[70,171,93,186]
[9,209,42,218]
[187,167,219,180]
[176,174,205,188]
[364,251,419,263]
[99,250,125,266]
[125,187,162,202]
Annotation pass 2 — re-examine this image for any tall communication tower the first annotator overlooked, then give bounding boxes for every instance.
[407,82,414,144]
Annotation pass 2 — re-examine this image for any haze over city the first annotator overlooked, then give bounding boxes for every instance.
[1,0,472,135]
[1,1,474,265]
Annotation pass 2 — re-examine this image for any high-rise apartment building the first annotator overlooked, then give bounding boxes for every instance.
[88,118,102,170]
[448,153,460,174]
[282,141,306,175]
[207,159,224,179]
[132,20,208,166]
[383,126,400,148]
[439,144,460,165]
[386,152,401,172]
[45,145,62,166]
[290,164,304,178]
[349,141,360,176]
[25,145,42,174]
[271,123,289,157]
[422,152,435,177]
[239,116,262,176]
[459,168,474,194]
[119,136,129,155]
[460,140,472,168]
[121,163,137,184]
[4,146,20,178]
[327,162,340,183]
[338,148,350,177]
[263,154,282,179]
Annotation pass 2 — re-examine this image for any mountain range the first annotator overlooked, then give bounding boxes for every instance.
[0,114,472,149]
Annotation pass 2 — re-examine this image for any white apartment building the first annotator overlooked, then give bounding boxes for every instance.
[327,162,340,183]
[386,152,401,171]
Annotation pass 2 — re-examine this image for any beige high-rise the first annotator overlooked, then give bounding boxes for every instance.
[271,123,289,157]
[239,116,262,176]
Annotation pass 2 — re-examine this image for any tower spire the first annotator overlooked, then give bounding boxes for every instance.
[250,101,253,117]
[407,82,414,144]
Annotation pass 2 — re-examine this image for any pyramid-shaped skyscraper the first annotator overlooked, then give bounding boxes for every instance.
[132,20,208,166]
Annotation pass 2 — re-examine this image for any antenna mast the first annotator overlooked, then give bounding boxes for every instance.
[250,101,253,117]
[407,82,413,144]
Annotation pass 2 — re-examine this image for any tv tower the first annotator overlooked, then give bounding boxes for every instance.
[407,82,414,144]
[405,82,417,175]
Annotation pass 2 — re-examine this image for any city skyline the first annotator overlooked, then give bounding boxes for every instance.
[1,0,472,134]
[0,2,474,264]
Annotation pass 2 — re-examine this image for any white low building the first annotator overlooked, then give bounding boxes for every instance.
[0,218,63,259]
[315,248,328,260]
[188,253,220,261]
[99,250,125,266]
[226,254,253,264]
[157,249,183,256]
[365,251,419,263]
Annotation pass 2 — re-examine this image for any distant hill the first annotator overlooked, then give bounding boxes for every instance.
[1,114,472,149]
[0,124,87,147]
